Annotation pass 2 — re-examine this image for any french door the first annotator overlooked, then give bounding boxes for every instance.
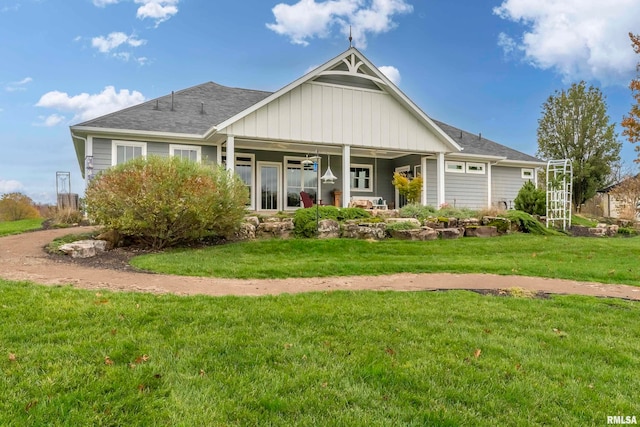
[257,162,282,211]
[285,157,318,209]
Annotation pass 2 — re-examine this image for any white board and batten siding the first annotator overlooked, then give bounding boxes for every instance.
[223,82,451,153]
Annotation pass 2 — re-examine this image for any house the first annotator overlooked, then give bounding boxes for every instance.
[70,47,544,212]
[589,176,640,220]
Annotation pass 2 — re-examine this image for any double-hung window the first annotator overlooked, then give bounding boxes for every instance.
[112,141,147,166]
[170,144,201,162]
[350,164,373,191]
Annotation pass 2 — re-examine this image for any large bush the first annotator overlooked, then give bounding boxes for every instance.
[0,192,40,221]
[294,206,371,237]
[85,156,249,249]
[514,181,546,216]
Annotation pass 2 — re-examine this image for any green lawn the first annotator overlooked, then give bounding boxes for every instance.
[1,279,638,426]
[0,218,43,236]
[131,234,640,286]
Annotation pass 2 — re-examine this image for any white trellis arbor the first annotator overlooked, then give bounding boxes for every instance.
[546,159,572,230]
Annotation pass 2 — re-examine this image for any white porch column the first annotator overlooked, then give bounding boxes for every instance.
[421,156,428,206]
[342,145,351,207]
[437,152,445,207]
[216,143,222,166]
[85,136,93,186]
[226,135,235,172]
[487,162,492,209]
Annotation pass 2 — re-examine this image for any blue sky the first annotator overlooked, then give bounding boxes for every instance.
[1,0,639,203]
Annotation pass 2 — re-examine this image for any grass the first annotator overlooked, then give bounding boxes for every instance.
[0,218,43,236]
[1,279,638,426]
[131,235,640,286]
[571,214,600,227]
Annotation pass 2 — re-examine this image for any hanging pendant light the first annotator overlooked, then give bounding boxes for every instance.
[321,154,338,184]
[302,154,314,167]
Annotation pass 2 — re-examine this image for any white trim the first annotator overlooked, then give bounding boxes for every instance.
[257,161,282,212]
[226,136,235,172]
[350,163,374,192]
[421,157,428,206]
[169,144,202,162]
[111,140,147,166]
[466,162,486,175]
[521,168,535,180]
[437,153,445,207]
[71,126,203,141]
[445,160,465,174]
[342,145,351,207]
[487,162,492,208]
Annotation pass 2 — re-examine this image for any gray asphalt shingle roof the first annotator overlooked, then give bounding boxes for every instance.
[75,82,272,134]
[74,81,540,162]
[432,119,540,162]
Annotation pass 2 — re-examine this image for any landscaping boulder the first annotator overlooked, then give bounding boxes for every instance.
[342,221,386,240]
[318,219,340,239]
[389,226,438,241]
[459,218,480,227]
[59,240,108,258]
[245,216,260,228]
[464,226,498,238]
[482,216,512,234]
[257,217,294,239]
[437,228,464,239]
[234,222,256,241]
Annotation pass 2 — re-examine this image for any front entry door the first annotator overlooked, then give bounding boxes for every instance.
[395,165,410,209]
[257,162,281,211]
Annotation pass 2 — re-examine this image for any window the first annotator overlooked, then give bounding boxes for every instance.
[445,161,464,173]
[222,153,255,209]
[350,164,373,191]
[466,162,485,175]
[285,157,318,209]
[112,141,146,166]
[170,144,201,162]
[521,168,534,179]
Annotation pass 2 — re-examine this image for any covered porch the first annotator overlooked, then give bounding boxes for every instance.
[218,136,447,212]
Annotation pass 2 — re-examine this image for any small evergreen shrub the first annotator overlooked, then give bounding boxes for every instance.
[617,227,638,236]
[293,206,371,237]
[85,156,249,249]
[514,181,546,216]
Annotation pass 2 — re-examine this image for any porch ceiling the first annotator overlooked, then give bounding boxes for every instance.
[231,138,428,160]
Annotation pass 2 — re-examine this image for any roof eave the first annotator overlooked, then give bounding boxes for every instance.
[70,126,205,142]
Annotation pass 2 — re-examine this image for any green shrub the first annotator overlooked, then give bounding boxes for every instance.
[500,210,561,236]
[514,181,546,216]
[617,227,638,236]
[85,156,248,249]
[385,221,419,232]
[293,206,371,238]
[399,203,436,220]
[436,206,478,219]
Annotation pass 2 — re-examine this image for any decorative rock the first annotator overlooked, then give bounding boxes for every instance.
[437,228,464,239]
[257,218,294,239]
[95,229,122,250]
[385,217,421,227]
[245,216,260,228]
[59,240,108,258]
[481,216,512,234]
[318,219,340,239]
[389,227,438,241]
[459,218,480,227]
[235,222,256,241]
[342,221,386,240]
[465,226,498,238]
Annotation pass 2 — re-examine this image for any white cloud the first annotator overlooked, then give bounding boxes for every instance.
[35,86,145,123]
[93,0,120,6]
[5,77,33,92]
[494,0,640,84]
[0,179,24,194]
[135,0,179,26]
[267,0,413,49]
[92,32,146,54]
[379,65,400,85]
[35,114,66,127]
